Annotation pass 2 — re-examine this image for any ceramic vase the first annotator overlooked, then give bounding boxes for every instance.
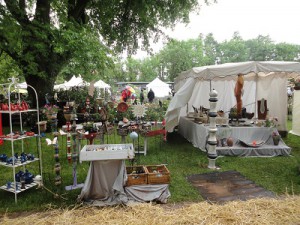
[273,135,280,146]
[227,137,234,147]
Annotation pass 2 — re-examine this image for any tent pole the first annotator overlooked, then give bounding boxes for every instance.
[255,73,258,118]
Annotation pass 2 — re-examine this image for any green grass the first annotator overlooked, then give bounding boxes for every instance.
[0,121,299,213]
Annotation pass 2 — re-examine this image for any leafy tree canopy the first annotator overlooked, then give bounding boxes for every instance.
[0,0,209,105]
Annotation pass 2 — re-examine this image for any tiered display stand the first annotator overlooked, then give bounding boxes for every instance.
[0,77,43,203]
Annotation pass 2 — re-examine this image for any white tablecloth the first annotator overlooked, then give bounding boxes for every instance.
[178,116,291,157]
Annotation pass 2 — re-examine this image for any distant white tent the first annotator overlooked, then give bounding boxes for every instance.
[54,75,89,91]
[146,77,171,98]
[94,80,111,89]
[16,82,27,89]
[54,82,68,91]
[64,75,88,89]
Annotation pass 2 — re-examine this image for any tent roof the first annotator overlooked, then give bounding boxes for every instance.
[146,77,170,88]
[175,61,300,84]
[166,61,300,132]
[94,80,110,88]
[64,75,88,88]
[146,77,171,98]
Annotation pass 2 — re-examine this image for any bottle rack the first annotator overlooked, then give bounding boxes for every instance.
[0,77,43,203]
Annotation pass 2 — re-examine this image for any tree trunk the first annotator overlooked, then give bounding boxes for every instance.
[25,75,56,108]
[20,24,66,108]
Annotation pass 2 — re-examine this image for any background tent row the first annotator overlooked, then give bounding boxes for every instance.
[54,75,110,91]
[165,61,300,134]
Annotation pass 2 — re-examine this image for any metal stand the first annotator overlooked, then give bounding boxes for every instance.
[66,113,84,190]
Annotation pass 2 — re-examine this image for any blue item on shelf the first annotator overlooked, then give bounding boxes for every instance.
[24,170,34,184]
[20,155,27,163]
[15,170,25,182]
[0,154,7,162]
[6,156,17,165]
[27,153,35,160]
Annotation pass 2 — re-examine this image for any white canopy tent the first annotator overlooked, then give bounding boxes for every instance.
[94,80,111,89]
[54,82,68,91]
[54,75,89,91]
[165,61,300,133]
[146,77,171,98]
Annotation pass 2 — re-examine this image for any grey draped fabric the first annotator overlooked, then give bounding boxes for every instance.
[77,160,170,206]
[77,160,128,206]
[125,184,170,204]
[179,116,291,157]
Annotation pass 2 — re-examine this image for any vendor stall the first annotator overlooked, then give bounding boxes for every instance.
[179,116,291,157]
[165,61,300,134]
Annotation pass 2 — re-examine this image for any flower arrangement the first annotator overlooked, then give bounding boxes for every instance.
[265,117,279,128]
[42,104,59,115]
[272,130,280,137]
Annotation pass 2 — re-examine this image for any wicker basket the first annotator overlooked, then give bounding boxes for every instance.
[126,166,148,186]
[145,165,170,184]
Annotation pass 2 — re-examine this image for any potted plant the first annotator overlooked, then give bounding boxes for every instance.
[42,104,60,120]
[83,122,98,144]
[272,131,281,146]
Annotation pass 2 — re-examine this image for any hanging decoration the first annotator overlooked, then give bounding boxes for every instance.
[131,103,148,119]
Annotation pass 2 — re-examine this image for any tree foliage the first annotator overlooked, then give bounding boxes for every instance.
[119,33,300,82]
[0,0,204,105]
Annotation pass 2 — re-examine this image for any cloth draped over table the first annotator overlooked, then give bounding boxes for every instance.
[77,160,170,206]
[179,117,291,157]
[78,160,127,206]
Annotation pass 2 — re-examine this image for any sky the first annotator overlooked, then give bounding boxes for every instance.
[134,0,299,59]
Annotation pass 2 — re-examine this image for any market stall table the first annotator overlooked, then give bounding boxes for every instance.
[178,116,291,157]
[77,144,170,206]
[117,121,166,156]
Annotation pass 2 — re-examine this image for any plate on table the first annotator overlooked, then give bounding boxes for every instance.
[194,121,202,124]
[240,140,265,148]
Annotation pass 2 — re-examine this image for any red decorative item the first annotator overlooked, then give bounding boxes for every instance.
[1,103,8,111]
[117,102,129,112]
[10,103,16,111]
[146,129,166,137]
[25,131,35,136]
[21,100,29,110]
[85,132,97,145]
[0,113,3,145]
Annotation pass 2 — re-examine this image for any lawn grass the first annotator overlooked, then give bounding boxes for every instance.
[0,120,299,213]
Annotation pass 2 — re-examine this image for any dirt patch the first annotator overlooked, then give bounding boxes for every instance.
[187,170,275,203]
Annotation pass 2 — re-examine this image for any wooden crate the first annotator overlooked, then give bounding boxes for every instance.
[145,165,170,184]
[126,166,148,186]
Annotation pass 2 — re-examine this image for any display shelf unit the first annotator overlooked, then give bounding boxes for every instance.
[0,77,43,203]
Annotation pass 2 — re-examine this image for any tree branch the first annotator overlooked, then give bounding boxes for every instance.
[35,0,51,24]
[4,0,29,26]
[67,0,90,24]
[0,34,20,63]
